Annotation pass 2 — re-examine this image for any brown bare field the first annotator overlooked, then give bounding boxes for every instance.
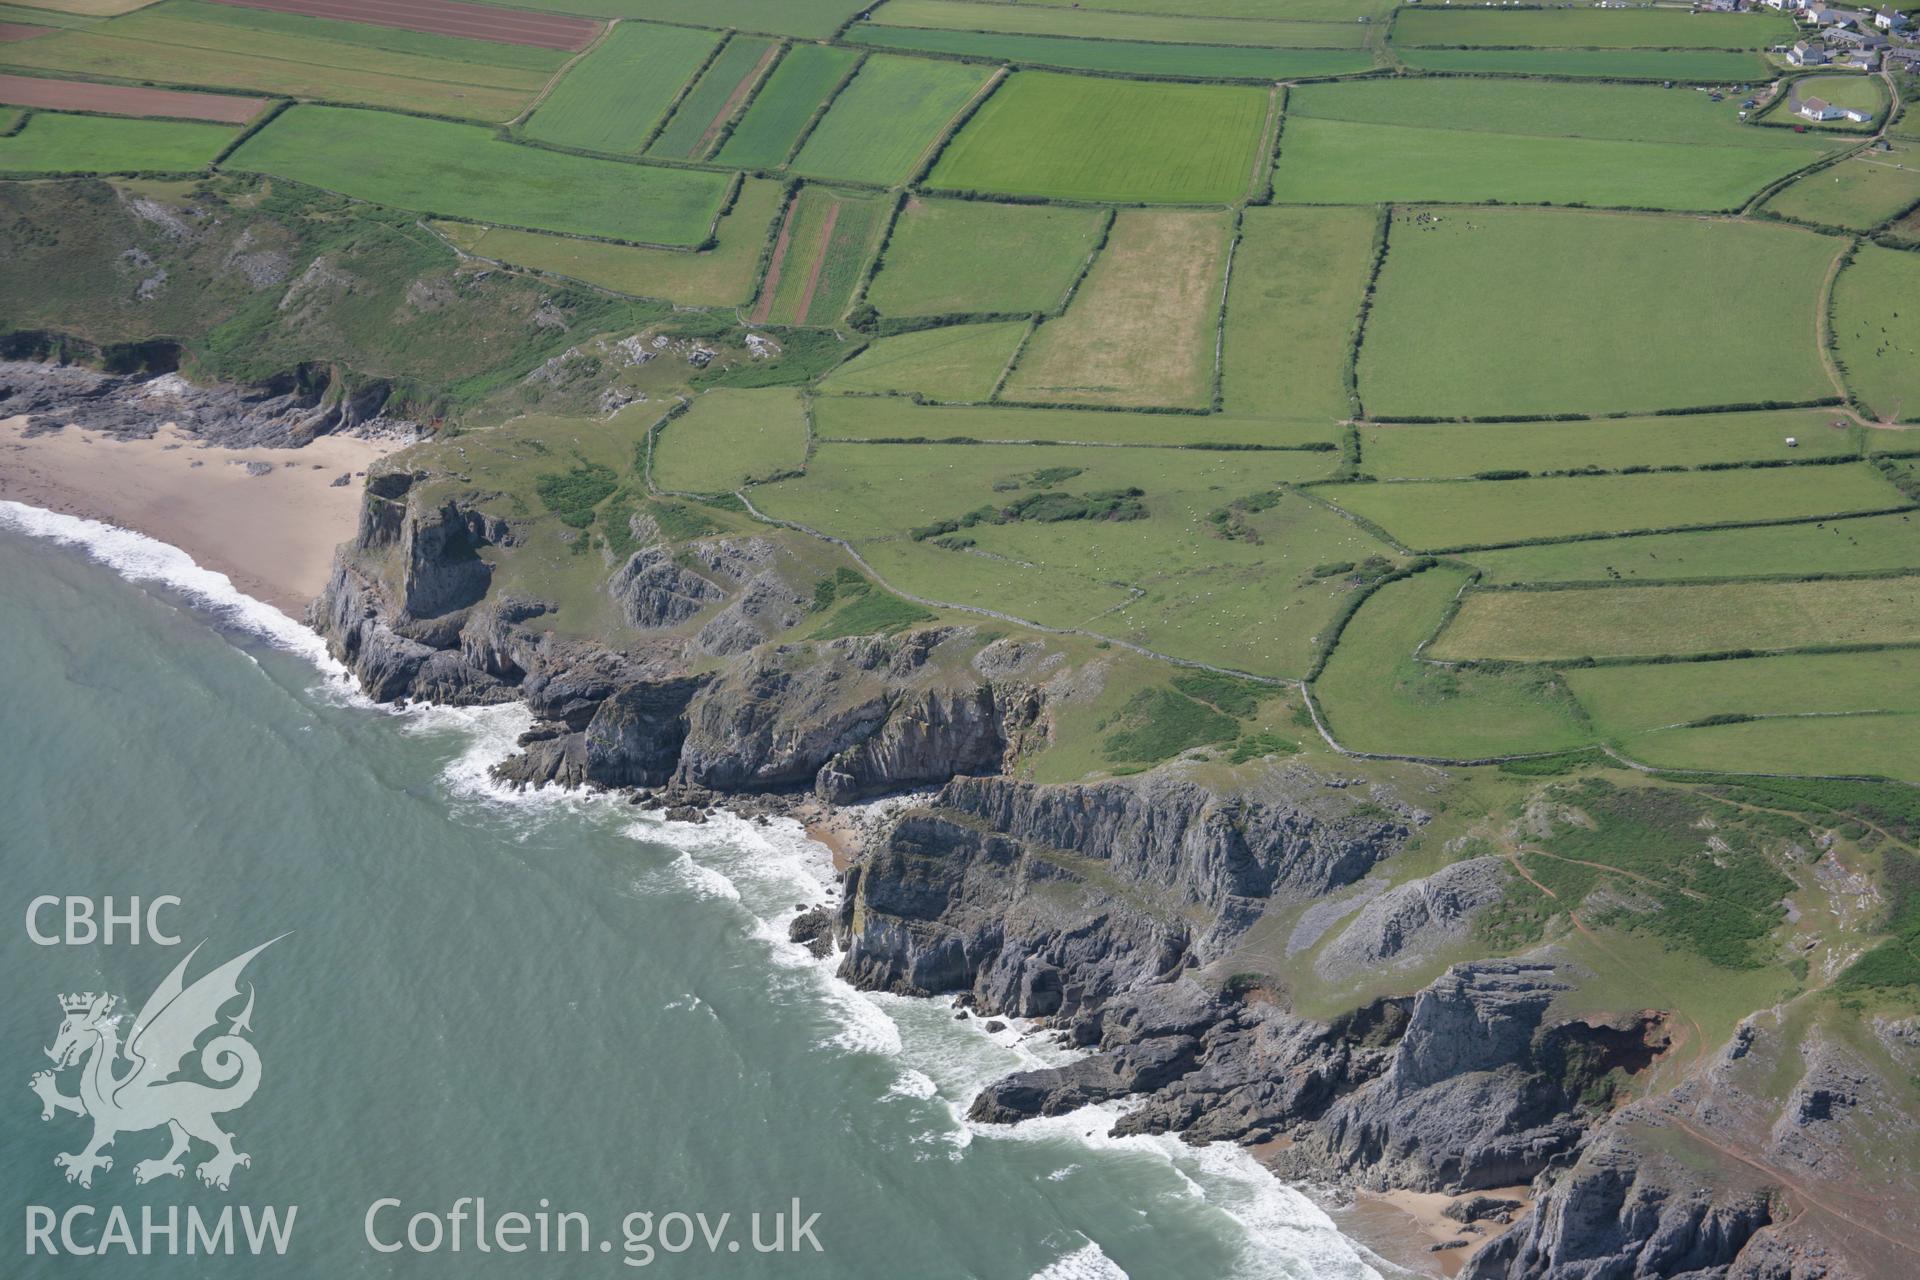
[750,191,800,325]
[205,0,599,50]
[0,22,54,41]
[1001,208,1231,409]
[0,72,266,122]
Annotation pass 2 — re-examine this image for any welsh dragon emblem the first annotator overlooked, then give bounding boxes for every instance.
[30,938,282,1191]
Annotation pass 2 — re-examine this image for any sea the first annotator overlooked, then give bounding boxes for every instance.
[0,502,1396,1280]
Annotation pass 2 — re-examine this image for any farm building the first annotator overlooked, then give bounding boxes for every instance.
[1788,39,1832,62]
[1875,4,1911,26]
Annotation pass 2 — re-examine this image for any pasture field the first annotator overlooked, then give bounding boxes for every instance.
[865,0,1367,47]
[471,0,863,38]
[0,2,554,118]
[712,43,858,170]
[1358,209,1836,418]
[651,389,808,493]
[841,26,1372,80]
[1833,243,1920,423]
[428,177,785,305]
[1319,464,1906,551]
[0,108,231,171]
[1620,713,1920,782]
[1432,575,1920,661]
[928,72,1268,204]
[1567,649,1920,741]
[1222,205,1376,423]
[521,22,717,155]
[1762,147,1920,231]
[818,321,1029,401]
[1468,512,1920,584]
[1286,78,1809,147]
[865,197,1105,319]
[1270,119,1821,210]
[166,0,573,68]
[808,397,1337,448]
[1390,7,1791,49]
[792,53,991,186]
[1002,0,1388,19]
[1360,410,1860,480]
[750,441,1375,672]
[6,0,154,13]
[1273,78,1833,210]
[227,105,731,245]
[1396,48,1768,81]
[647,35,778,161]
[1001,209,1230,409]
[757,185,888,325]
[1311,566,1591,758]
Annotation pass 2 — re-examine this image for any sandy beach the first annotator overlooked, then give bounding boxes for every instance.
[0,415,396,617]
[1328,1184,1532,1278]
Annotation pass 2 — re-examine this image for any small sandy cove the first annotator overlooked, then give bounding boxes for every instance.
[0,415,395,617]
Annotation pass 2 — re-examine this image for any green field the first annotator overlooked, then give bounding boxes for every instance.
[819,321,1028,400]
[1312,565,1591,758]
[227,105,731,246]
[792,53,990,186]
[808,397,1337,448]
[1762,146,1920,231]
[1396,47,1769,81]
[1223,205,1376,424]
[1468,512,1920,584]
[750,441,1375,673]
[429,177,785,306]
[1834,243,1920,423]
[647,35,777,161]
[0,2,553,119]
[758,185,888,325]
[1002,208,1230,409]
[841,24,1373,79]
[1569,649,1920,740]
[713,43,859,170]
[866,0,1367,47]
[472,0,863,37]
[865,197,1105,319]
[1358,209,1837,418]
[1320,464,1906,551]
[998,0,1388,18]
[522,22,717,155]
[1361,411,1860,479]
[1434,575,1920,661]
[651,388,809,493]
[0,109,232,172]
[1794,74,1887,122]
[929,72,1268,204]
[1619,712,1920,781]
[1391,7,1791,49]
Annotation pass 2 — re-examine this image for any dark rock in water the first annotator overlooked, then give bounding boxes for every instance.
[982,1020,1007,1035]
[664,805,707,824]
[969,1035,1201,1123]
[954,1010,968,1021]
[788,906,834,959]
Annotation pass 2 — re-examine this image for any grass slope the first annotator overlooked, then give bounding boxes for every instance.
[842,24,1372,79]
[1223,205,1376,423]
[1397,48,1768,81]
[808,397,1337,447]
[1762,145,1920,231]
[473,0,862,38]
[1833,243,1920,422]
[1468,511,1920,584]
[652,388,808,492]
[867,0,1367,46]
[1391,7,1792,49]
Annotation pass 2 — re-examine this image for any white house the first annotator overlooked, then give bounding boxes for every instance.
[1788,39,1832,61]
[1874,5,1912,27]
[1799,95,1843,119]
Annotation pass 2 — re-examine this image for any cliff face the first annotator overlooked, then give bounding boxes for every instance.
[308,475,1904,1280]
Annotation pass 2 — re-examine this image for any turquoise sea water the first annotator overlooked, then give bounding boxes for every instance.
[0,506,1389,1280]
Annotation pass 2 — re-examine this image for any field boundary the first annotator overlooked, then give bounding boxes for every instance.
[779,49,867,168]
